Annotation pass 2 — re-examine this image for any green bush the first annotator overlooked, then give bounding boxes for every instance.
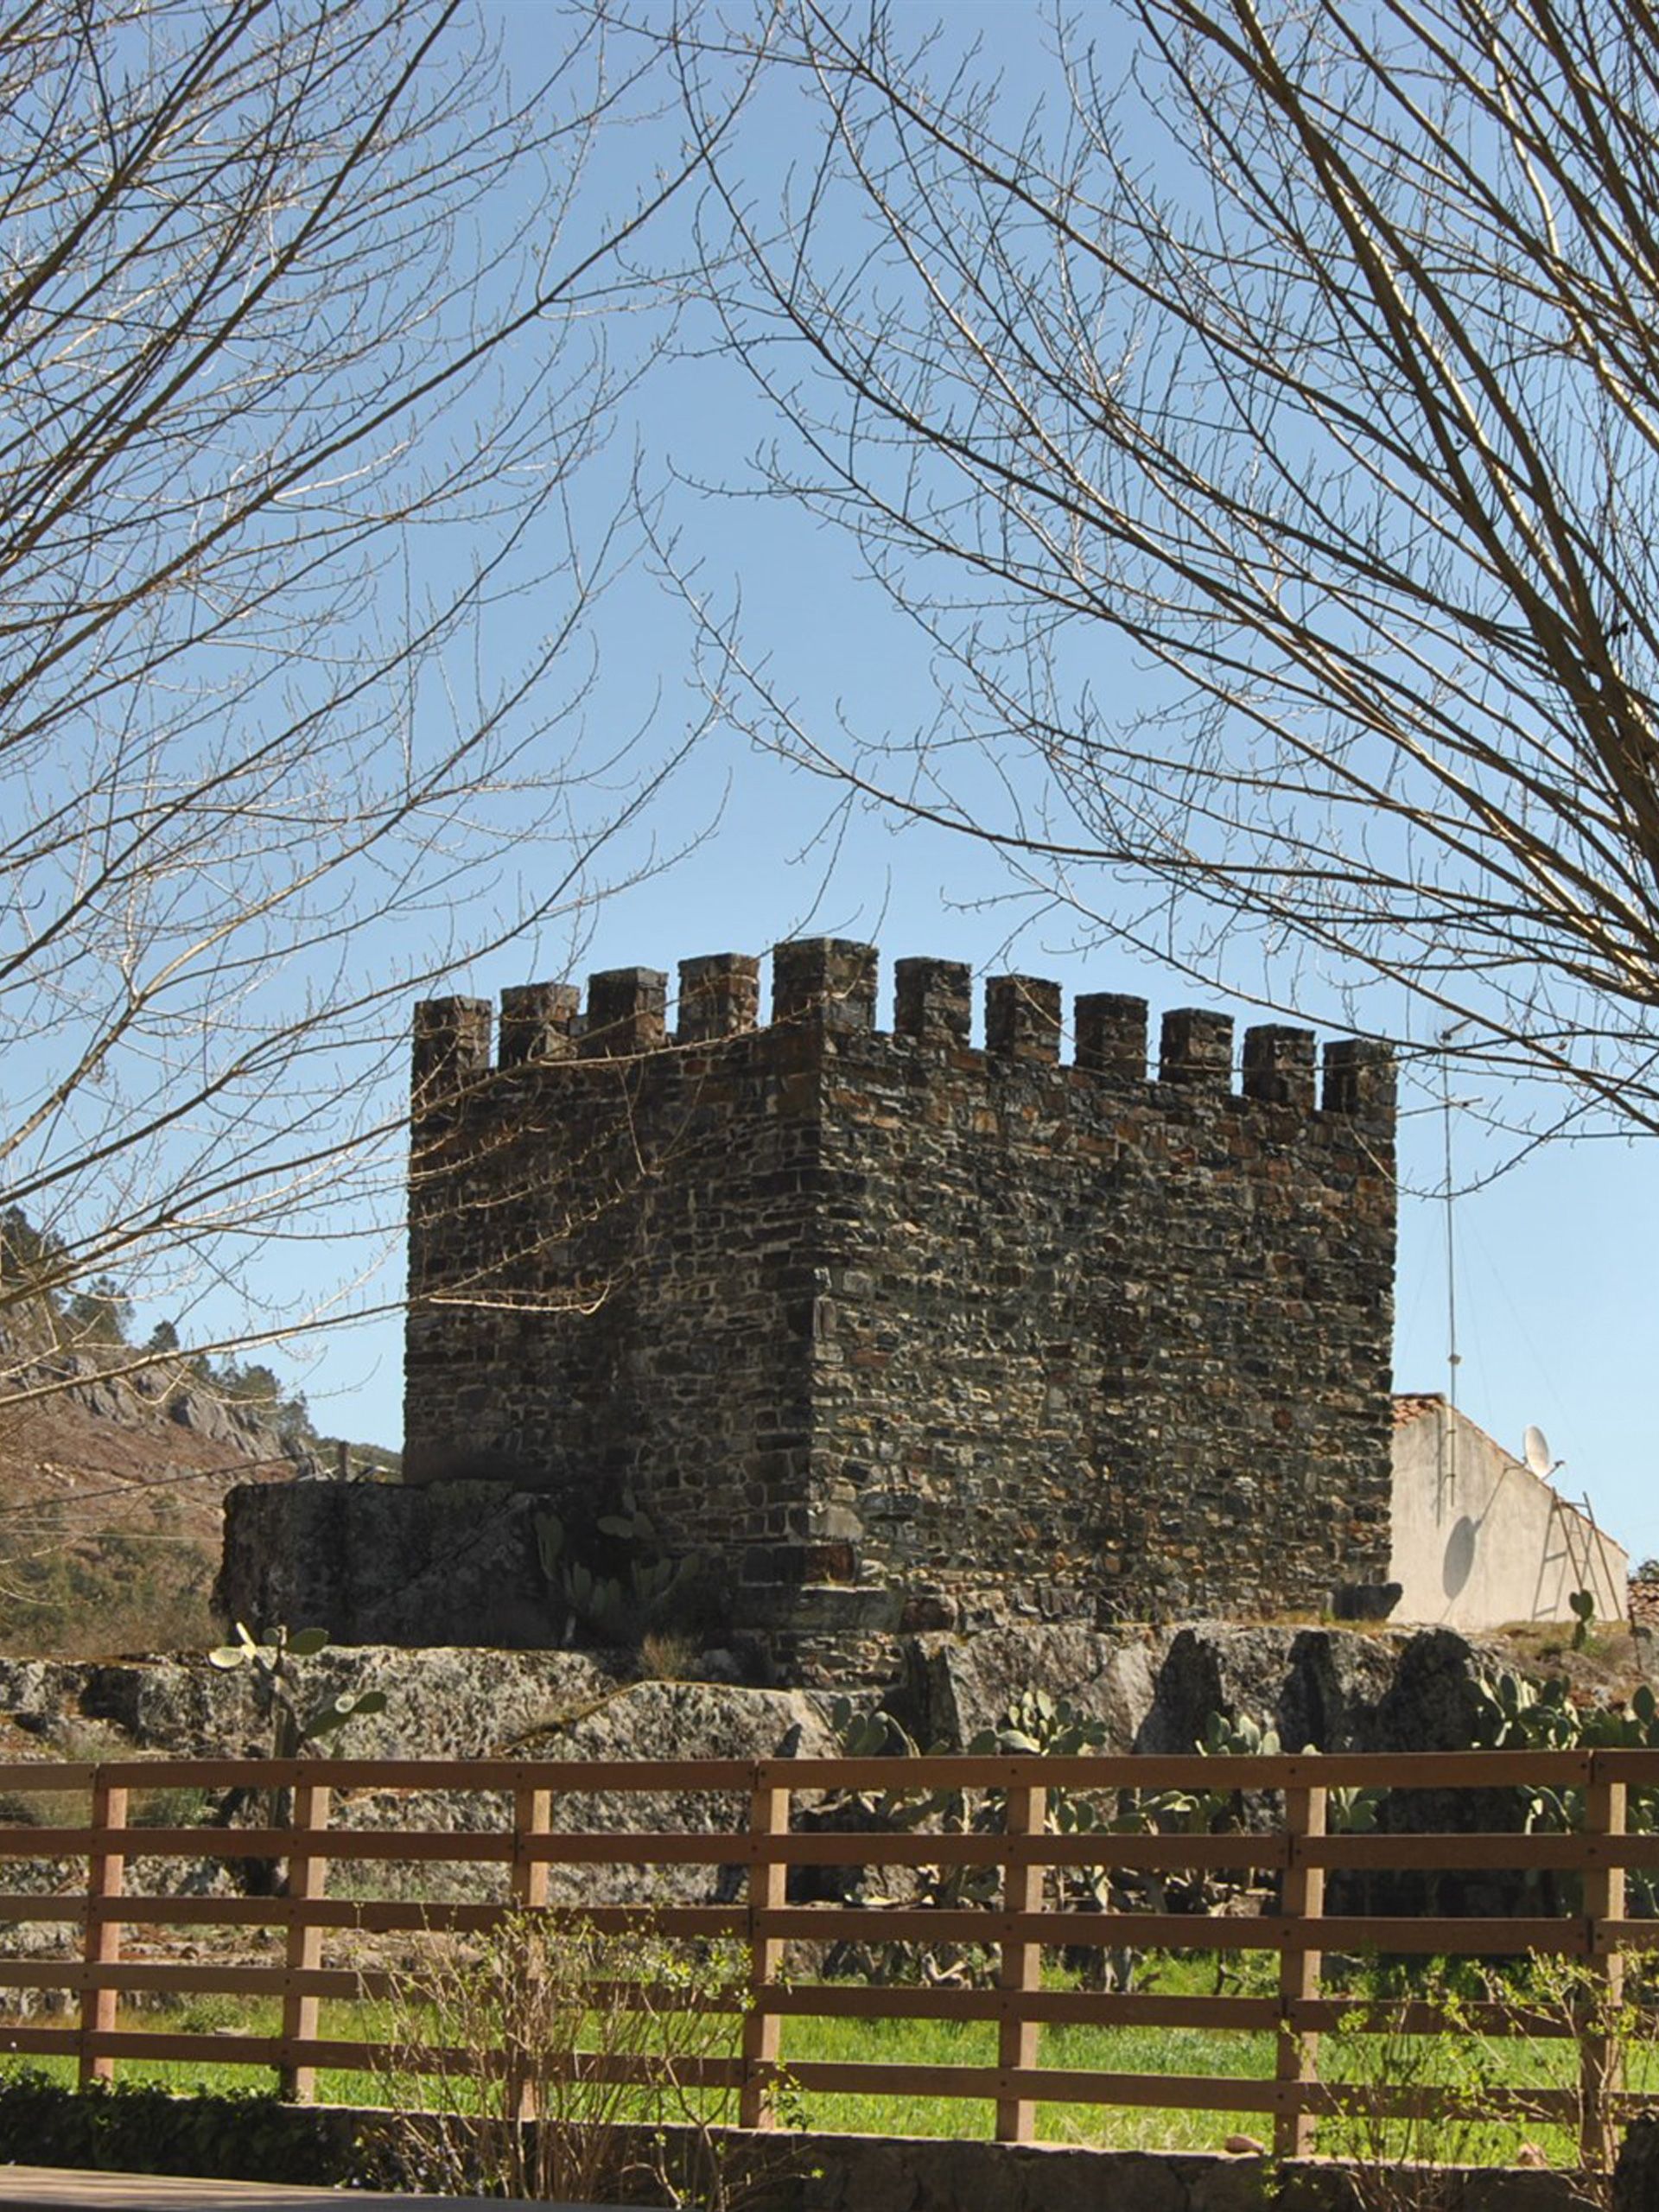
[0,2071,335,2184]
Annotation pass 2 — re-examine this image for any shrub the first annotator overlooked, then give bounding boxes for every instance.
[369,1910,790,2209]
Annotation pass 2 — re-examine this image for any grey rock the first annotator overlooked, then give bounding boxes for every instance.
[1330,1580,1402,1622]
[0,1647,842,1911]
[526,1675,836,1764]
[887,1619,1501,1763]
[1615,2115,1659,2212]
[1135,1622,1505,1758]
[0,1645,622,1763]
[1136,1622,1404,1753]
[0,1658,84,1732]
[167,1384,236,1443]
[1274,1627,1402,1751]
[76,1375,131,1423]
[1370,1625,1496,1752]
[510,1675,842,1892]
[892,1624,1160,1751]
[0,1317,291,1460]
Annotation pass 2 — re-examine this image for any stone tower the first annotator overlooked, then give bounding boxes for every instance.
[401,938,1396,1672]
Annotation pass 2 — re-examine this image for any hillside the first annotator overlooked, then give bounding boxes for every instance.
[0,1324,302,1658]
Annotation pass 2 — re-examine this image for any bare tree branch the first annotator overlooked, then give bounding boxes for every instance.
[0,0,728,1395]
[677,0,1659,1132]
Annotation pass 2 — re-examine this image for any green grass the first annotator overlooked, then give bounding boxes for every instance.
[0,2007,1269,2157]
[9,1953,1656,2167]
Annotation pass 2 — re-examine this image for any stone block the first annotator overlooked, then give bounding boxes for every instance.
[410,995,491,1110]
[894,957,972,1045]
[498,982,579,1066]
[1242,1024,1316,1108]
[1160,1007,1233,1086]
[1076,992,1148,1077]
[772,937,878,1031]
[1322,1036,1395,1117]
[582,967,667,1056]
[986,973,1063,1060]
[677,951,760,1042]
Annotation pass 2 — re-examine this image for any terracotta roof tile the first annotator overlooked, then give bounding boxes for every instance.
[1392,1392,1445,1429]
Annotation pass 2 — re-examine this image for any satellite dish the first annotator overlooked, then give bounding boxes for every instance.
[1523,1424,1554,1479]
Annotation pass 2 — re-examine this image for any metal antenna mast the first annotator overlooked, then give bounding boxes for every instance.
[1439,1022,1470,1503]
[1441,1038,1460,1415]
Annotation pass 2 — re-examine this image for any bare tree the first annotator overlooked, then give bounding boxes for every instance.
[0,0,721,1398]
[677,0,1659,1133]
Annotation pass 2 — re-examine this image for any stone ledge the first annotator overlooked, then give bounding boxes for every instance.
[0,2105,1593,2212]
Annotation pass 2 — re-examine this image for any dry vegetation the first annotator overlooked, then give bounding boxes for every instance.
[0,1387,289,1658]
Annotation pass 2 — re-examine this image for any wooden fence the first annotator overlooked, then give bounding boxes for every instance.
[0,1748,1656,2166]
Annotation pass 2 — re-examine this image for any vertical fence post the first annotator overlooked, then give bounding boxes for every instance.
[741,1772,789,2130]
[79,1771,128,2087]
[1274,1778,1326,2162]
[508,1785,552,2123]
[512,1784,552,1910]
[279,1778,331,2103]
[1581,1762,1627,2171]
[996,1773,1046,2145]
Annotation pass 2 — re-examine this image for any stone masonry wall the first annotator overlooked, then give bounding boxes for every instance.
[403,940,1396,1646]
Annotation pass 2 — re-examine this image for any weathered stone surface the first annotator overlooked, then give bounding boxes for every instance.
[1614,2114,1659,2211]
[507,1676,845,1898]
[0,1622,1505,1773]
[0,2091,1581,2212]
[518,1675,836,1765]
[0,1648,846,1908]
[887,1621,1489,1757]
[395,940,1396,1664]
[0,1644,622,1762]
[217,1481,557,1649]
[0,1648,843,1784]
[1135,1624,1405,1754]
[891,1624,1161,1749]
[1370,1624,1500,1751]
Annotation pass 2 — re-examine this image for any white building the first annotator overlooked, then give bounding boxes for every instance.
[1389,1395,1628,1631]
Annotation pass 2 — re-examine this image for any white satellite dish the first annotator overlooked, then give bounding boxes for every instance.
[1522,1424,1555,1479]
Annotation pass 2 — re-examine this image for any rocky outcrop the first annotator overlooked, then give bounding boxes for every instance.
[888,1623,1163,1750]
[0,1647,849,1911]
[0,1618,1618,1936]
[1,1298,294,1463]
[1614,2115,1659,2211]
[889,1619,1506,1755]
[0,1620,1519,1771]
[0,1645,842,1768]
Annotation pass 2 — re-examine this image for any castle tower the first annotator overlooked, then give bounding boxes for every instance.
[402,940,1397,1670]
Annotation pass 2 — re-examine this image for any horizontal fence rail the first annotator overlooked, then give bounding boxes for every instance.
[0,1749,1655,2164]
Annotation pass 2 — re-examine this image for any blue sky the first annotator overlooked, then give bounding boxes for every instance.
[245,3,1659,1574]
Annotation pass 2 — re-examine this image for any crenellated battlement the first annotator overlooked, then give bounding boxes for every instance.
[411,937,1395,1128]
[403,934,1396,1675]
